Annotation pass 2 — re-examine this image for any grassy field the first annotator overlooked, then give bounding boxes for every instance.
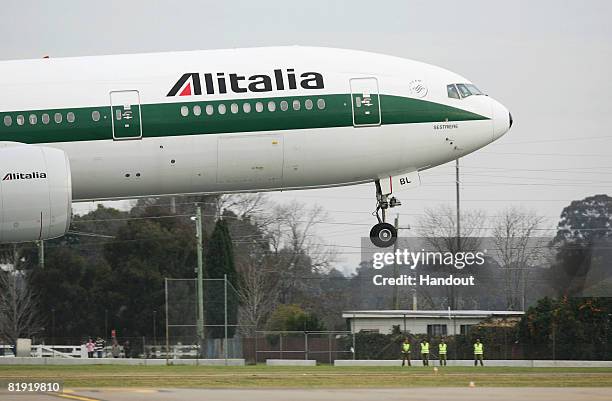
[1,365,611,388]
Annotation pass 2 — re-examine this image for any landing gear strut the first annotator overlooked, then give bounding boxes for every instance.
[370,180,401,248]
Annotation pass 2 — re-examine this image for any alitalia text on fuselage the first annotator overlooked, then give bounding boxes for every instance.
[167,69,324,97]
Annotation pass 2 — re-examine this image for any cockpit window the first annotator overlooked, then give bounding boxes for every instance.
[456,84,472,98]
[465,84,483,95]
[447,84,460,99]
[450,83,485,99]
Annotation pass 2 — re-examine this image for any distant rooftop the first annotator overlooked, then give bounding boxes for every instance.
[342,310,525,319]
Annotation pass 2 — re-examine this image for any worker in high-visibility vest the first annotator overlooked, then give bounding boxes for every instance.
[438,338,447,366]
[473,338,484,366]
[401,338,411,367]
[420,339,430,366]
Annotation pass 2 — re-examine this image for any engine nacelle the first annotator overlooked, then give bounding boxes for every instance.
[0,145,72,243]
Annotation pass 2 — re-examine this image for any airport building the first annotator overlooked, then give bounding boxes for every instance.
[343,310,525,336]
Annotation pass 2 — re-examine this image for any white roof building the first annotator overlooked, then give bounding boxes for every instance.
[342,310,525,336]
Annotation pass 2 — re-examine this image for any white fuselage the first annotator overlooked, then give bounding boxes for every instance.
[0,47,511,201]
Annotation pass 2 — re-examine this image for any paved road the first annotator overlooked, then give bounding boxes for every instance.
[3,388,612,401]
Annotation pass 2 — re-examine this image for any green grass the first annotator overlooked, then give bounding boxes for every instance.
[1,365,611,388]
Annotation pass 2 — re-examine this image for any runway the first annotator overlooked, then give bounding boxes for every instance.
[2,388,612,401]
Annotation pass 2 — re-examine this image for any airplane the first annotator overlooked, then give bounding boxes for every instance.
[0,46,511,247]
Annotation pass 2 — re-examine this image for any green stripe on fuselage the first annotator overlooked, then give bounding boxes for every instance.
[0,94,488,144]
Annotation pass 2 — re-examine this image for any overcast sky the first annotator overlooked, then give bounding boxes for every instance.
[2,0,611,273]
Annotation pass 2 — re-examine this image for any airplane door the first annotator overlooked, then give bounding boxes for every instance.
[110,90,143,140]
[350,77,381,127]
[217,134,283,188]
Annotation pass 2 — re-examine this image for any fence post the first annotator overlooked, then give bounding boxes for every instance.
[352,331,356,360]
[305,332,308,360]
[280,333,283,359]
[504,327,508,359]
[255,331,258,364]
[552,321,556,361]
[328,333,332,364]
[165,278,169,366]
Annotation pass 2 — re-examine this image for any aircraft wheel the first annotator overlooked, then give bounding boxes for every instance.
[370,222,397,248]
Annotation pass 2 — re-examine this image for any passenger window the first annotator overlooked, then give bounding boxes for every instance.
[17,115,25,125]
[4,115,12,127]
[67,112,75,123]
[280,100,289,111]
[456,84,472,98]
[29,114,38,125]
[447,84,460,99]
[180,106,189,117]
[267,101,276,112]
[317,98,326,110]
[42,114,50,124]
[243,103,251,113]
[255,102,264,112]
[91,111,100,122]
[230,103,239,114]
[54,113,62,123]
[292,100,301,111]
[205,104,214,115]
[218,104,226,114]
[193,105,202,116]
[305,99,313,110]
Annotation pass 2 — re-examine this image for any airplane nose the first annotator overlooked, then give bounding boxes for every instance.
[491,98,511,141]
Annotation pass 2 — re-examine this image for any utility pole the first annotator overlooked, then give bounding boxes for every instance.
[38,240,44,269]
[392,214,400,309]
[452,158,460,348]
[195,205,205,355]
[224,274,228,364]
[456,158,461,252]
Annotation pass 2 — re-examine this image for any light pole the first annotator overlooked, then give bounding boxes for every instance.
[191,205,205,356]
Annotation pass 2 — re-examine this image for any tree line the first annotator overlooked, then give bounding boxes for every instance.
[0,193,611,346]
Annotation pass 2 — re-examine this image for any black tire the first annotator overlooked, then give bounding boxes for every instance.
[370,222,397,248]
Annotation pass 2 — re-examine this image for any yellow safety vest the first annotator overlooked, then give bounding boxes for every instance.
[421,342,429,353]
[474,343,484,355]
[439,343,447,354]
[402,343,410,352]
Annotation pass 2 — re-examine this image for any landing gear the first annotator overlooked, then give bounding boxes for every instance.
[370,180,401,248]
[370,222,396,248]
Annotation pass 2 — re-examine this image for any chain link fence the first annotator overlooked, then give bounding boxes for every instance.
[252,331,355,363]
[163,278,360,364]
[165,277,248,362]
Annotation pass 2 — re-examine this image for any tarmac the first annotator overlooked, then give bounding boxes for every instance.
[2,388,612,401]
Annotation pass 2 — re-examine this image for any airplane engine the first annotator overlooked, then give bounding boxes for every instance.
[0,145,72,243]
